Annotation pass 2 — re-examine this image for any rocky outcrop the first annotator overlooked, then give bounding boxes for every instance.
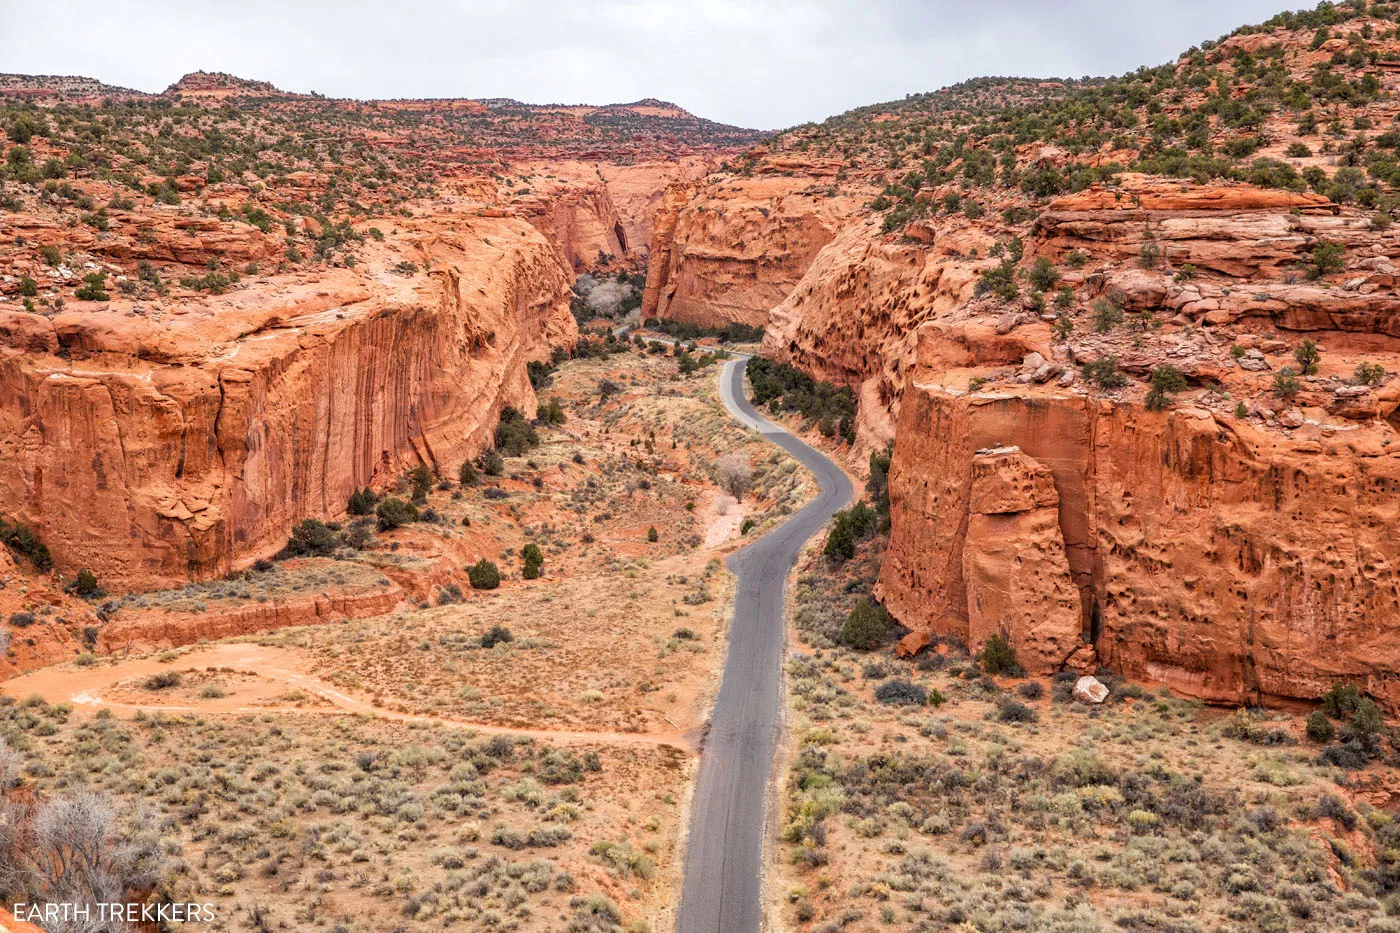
[643,166,868,328]
[961,447,1082,674]
[0,215,577,588]
[879,379,1400,710]
[98,585,402,653]
[762,219,991,449]
[511,178,628,271]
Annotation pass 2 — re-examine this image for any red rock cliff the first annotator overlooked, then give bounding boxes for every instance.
[879,371,1400,708]
[0,215,577,588]
[642,159,869,328]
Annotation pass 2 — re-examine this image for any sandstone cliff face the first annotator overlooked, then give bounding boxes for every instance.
[510,177,628,271]
[961,448,1082,675]
[762,218,991,449]
[879,379,1400,709]
[0,215,577,588]
[510,158,716,270]
[643,165,868,328]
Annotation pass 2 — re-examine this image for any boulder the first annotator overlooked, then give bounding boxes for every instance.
[895,631,931,659]
[1074,676,1110,704]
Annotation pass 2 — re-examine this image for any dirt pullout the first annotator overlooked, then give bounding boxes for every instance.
[5,642,696,751]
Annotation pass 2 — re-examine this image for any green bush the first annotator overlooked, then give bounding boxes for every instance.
[74,271,109,301]
[70,569,104,600]
[494,406,539,456]
[979,634,1023,676]
[478,449,504,476]
[375,496,419,531]
[647,526,658,543]
[1293,338,1320,376]
[281,518,338,557]
[1273,368,1301,399]
[874,679,927,706]
[537,396,566,426]
[347,487,376,515]
[405,465,434,502]
[0,517,52,571]
[522,543,543,580]
[468,558,500,590]
[824,502,879,562]
[481,624,512,648]
[1305,710,1335,743]
[840,599,891,650]
[1082,356,1128,389]
[1309,241,1344,279]
[458,459,479,487]
[1145,364,1187,411]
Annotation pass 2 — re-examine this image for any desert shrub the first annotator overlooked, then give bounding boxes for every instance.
[494,407,539,456]
[404,464,434,503]
[0,518,52,571]
[1294,338,1320,375]
[715,455,753,500]
[537,396,566,426]
[979,634,1023,676]
[280,519,338,557]
[1309,241,1344,279]
[347,487,376,515]
[996,699,1037,723]
[874,679,927,706]
[458,459,479,487]
[647,526,658,543]
[469,559,501,590]
[1322,682,1363,719]
[1082,356,1128,389]
[522,543,543,580]
[376,496,418,531]
[1145,364,1187,410]
[74,271,109,301]
[1319,740,1371,770]
[1317,793,1357,830]
[824,502,879,562]
[839,599,891,650]
[8,612,35,628]
[481,625,513,649]
[1221,709,1291,746]
[1273,367,1302,398]
[1017,681,1045,700]
[66,569,105,600]
[1346,362,1385,391]
[1306,711,1335,743]
[1092,297,1123,332]
[143,671,181,691]
[478,449,504,476]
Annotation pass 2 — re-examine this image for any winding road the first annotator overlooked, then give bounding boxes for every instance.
[676,358,853,933]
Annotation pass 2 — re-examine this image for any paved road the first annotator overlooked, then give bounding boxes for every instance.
[676,358,853,933]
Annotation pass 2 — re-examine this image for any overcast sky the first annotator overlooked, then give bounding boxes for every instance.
[1,0,1302,129]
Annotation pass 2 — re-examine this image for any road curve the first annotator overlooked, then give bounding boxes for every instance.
[676,358,854,933]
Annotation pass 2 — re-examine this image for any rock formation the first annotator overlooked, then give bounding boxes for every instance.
[642,155,870,328]
[0,215,577,588]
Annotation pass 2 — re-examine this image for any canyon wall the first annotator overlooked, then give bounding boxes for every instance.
[512,158,718,270]
[878,379,1400,707]
[744,171,1400,710]
[642,157,868,328]
[0,215,577,588]
[762,218,991,449]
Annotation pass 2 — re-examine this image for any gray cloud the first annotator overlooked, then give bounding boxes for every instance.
[0,0,1303,129]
